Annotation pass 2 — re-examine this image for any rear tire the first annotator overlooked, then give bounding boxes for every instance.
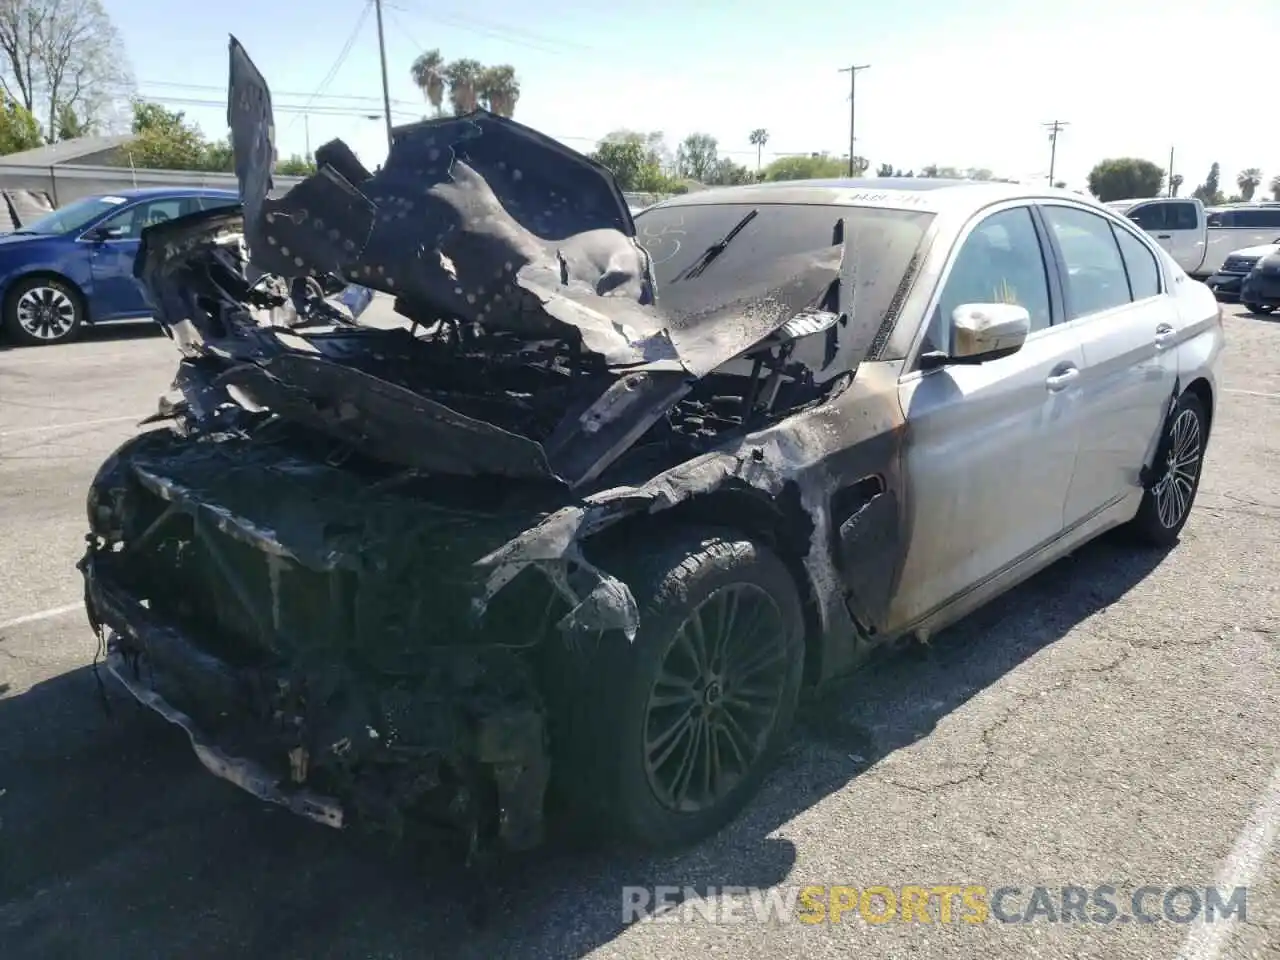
[1127,391,1208,547]
[3,276,84,346]
[1244,302,1275,315]
[550,526,805,851]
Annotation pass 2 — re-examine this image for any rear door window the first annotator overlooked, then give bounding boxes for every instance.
[1170,202,1199,230]
[1112,227,1162,301]
[1040,205,1133,319]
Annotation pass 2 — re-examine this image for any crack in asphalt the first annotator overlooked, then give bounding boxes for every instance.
[876,619,1276,797]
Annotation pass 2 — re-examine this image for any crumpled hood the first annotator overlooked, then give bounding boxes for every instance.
[132,37,850,490]
[221,35,844,378]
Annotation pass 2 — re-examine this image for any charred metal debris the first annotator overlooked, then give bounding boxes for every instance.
[80,36,886,856]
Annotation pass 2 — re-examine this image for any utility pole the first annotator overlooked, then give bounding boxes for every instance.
[304,114,310,161]
[838,64,871,177]
[1043,120,1069,185]
[1167,146,1175,196]
[373,0,394,151]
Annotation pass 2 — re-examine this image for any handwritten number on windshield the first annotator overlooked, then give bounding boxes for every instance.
[639,215,686,267]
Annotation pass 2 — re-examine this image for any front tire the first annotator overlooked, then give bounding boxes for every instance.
[1128,391,1208,546]
[3,276,84,346]
[553,527,806,850]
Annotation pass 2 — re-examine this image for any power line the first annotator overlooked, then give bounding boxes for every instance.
[384,0,592,54]
[138,78,420,108]
[287,0,375,131]
[140,94,418,120]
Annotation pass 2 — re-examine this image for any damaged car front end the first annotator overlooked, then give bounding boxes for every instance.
[82,37,935,857]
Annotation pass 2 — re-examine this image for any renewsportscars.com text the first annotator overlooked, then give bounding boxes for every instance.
[621,884,1249,926]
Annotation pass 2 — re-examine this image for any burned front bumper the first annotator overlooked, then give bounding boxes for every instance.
[80,434,560,851]
[84,554,551,849]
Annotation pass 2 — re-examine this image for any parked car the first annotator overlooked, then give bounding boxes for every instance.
[1204,239,1280,299]
[1106,197,1280,281]
[82,39,1222,863]
[1240,246,1280,315]
[0,186,239,346]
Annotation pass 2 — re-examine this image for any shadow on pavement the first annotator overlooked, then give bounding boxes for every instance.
[0,320,163,353]
[0,534,1170,959]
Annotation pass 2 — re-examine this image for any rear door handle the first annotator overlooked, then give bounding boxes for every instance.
[1045,365,1079,391]
[1155,322,1176,349]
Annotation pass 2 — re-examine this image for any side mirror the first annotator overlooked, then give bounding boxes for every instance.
[920,303,1031,370]
[87,224,128,242]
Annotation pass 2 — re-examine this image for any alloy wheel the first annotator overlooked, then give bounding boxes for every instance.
[642,582,790,814]
[16,286,77,341]
[1153,408,1202,529]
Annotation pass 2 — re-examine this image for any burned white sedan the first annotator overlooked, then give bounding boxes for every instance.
[81,39,1223,861]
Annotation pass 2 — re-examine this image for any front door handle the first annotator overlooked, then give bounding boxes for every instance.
[1155,322,1176,349]
[1156,233,1172,239]
[1045,365,1079,391]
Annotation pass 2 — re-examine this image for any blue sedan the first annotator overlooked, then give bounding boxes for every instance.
[0,186,240,346]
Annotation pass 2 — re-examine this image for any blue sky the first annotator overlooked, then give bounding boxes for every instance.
[106,0,1278,192]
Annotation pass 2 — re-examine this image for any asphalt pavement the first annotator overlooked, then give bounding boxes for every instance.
[0,308,1277,960]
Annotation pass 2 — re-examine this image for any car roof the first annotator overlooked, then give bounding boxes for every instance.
[649,178,1095,215]
[93,186,240,201]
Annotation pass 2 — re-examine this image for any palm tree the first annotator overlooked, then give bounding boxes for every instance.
[748,128,768,173]
[1237,167,1262,202]
[410,49,446,115]
[1170,173,1183,197]
[443,59,483,115]
[478,65,520,117]
[1270,173,1280,202]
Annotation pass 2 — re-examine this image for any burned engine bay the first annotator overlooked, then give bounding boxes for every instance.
[80,36,891,859]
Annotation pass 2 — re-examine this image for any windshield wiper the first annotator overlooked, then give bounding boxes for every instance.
[669,208,758,283]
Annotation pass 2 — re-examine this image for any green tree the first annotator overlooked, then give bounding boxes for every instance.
[0,96,43,154]
[1270,174,1280,202]
[443,58,483,114]
[762,153,847,181]
[0,0,134,141]
[876,162,894,177]
[477,64,519,117]
[748,128,768,174]
[676,133,719,182]
[276,154,317,176]
[55,104,90,140]
[591,130,678,193]
[706,156,752,186]
[592,137,648,191]
[1086,158,1165,202]
[123,101,208,169]
[1192,162,1222,205]
[1236,168,1262,202]
[201,138,234,172]
[410,49,446,115]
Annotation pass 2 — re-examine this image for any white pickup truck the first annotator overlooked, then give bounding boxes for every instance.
[1103,198,1280,282]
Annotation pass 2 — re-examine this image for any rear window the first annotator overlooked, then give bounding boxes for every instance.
[634,201,934,357]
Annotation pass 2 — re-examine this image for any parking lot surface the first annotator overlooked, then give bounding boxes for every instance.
[1,308,1277,960]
